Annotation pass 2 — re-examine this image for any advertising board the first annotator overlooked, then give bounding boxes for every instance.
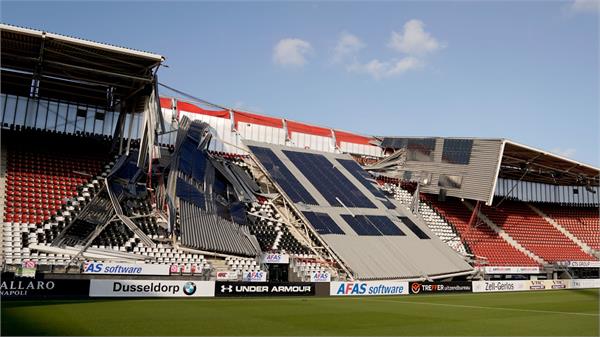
[89,280,214,297]
[215,282,315,297]
[483,266,540,274]
[83,262,171,276]
[330,281,409,296]
[472,280,528,293]
[241,271,267,282]
[216,271,239,281]
[409,282,472,294]
[473,279,572,293]
[261,254,289,264]
[309,271,331,282]
[571,279,600,289]
[1,274,90,299]
[565,261,600,268]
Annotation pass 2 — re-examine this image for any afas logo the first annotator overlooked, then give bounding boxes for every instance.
[84,263,102,273]
[336,282,368,295]
[264,254,282,262]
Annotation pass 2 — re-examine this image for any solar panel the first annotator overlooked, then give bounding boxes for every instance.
[179,139,207,181]
[336,159,396,209]
[367,216,405,236]
[248,146,317,205]
[398,216,430,239]
[302,212,345,235]
[283,151,376,208]
[341,215,381,236]
[341,215,405,236]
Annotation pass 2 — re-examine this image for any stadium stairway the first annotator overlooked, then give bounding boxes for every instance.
[463,200,546,265]
[528,204,597,257]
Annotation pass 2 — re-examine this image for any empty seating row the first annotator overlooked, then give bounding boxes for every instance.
[481,201,595,262]
[538,204,600,251]
[425,197,539,266]
[382,183,469,256]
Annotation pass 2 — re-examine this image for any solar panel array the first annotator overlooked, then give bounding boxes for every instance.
[283,150,376,208]
[341,215,405,236]
[248,146,317,205]
[398,216,430,239]
[302,212,345,235]
[248,144,431,240]
[336,158,397,209]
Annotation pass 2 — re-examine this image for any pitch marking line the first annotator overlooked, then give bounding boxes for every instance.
[366,298,599,317]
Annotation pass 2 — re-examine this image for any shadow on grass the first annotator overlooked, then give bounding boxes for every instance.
[1,311,65,336]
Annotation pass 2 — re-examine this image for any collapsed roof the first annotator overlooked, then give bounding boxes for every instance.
[1,23,163,111]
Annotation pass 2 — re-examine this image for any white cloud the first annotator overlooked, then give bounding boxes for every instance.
[273,38,313,67]
[332,32,365,63]
[570,0,600,13]
[348,56,423,79]
[335,19,443,79]
[551,147,577,158]
[388,19,444,55]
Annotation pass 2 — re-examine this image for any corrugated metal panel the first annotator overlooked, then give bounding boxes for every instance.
[340,142,383,157]
[399,139,503,203]
[290,132,335,153]
[237,122,286,146]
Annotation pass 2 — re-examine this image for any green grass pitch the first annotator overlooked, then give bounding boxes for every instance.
[2,289,598,336]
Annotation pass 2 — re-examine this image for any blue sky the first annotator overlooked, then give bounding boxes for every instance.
[2,1,598,165]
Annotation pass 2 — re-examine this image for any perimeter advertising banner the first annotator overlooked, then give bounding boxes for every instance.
[261,253,290,264]
[483,266,541,274]
[472,280,572,293]
[83,262,170,276]
[330,281,409,296]
[1,274,90,299]
[409,282,472,294]
[215,282,315,297]
[216,271,239,281]
[241,271,267,282]
[310,271,331,282]
[565,261,600,268]
[571,279,600,289]
[89,279,214,297]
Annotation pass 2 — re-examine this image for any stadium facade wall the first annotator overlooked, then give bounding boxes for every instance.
[159,97,383,157]
[394,139,503,204]
[495,178,599,204]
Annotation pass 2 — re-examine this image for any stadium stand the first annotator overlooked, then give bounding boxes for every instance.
[425,196,539,266]
[537,204,600,251]
[480,200,595,262]
[382,183,469,256]
[3,128,111,224]
[290,255,335,281]
[2,24,598,283]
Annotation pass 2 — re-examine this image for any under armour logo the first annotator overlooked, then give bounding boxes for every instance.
[221,285,233,293]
